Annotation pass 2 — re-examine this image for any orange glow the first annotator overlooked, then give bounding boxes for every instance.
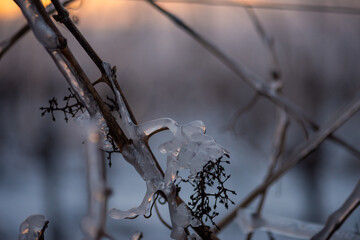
[0,0,52,20]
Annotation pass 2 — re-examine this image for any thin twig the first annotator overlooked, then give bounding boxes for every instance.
[311,179,360,240]
[243,5,281,80]
[214,94,360,233]
[227,94,259,134]
[154,202,172,230]
[146,0,360,159]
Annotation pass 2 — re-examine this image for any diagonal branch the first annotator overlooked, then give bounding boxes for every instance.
[146,0,360,159]
[311,179,360,240]
[213,95,360,233]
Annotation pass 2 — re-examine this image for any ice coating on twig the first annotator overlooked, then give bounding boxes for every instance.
[82,122,112,240]
[19,215,48,240]
[109,117,228,238]
[109,183,157,219]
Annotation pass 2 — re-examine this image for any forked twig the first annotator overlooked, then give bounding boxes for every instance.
[311,179,360,240]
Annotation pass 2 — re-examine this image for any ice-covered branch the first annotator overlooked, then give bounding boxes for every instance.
[19,215,49,240]
[82,124,112,240]
[109,117,227,239]
[311,179,360,240]
[237,209,360,240]
[146,0,360,159]
[50,0,137,125]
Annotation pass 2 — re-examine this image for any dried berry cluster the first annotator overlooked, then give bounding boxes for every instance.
[178,156,236,228]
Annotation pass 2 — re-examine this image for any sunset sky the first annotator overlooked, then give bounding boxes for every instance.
[0,0,54,20]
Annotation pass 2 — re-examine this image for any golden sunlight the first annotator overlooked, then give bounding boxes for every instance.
[0,0,52,20]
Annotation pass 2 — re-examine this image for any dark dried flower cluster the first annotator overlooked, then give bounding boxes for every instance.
[40,88,85,122]
[40,89,120,166]
[177,156,236,228]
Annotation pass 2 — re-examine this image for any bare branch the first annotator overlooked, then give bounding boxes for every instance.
[146,0,360,159]
[214,94,360,233]
[243,6,281,80]
[311,179,360,240]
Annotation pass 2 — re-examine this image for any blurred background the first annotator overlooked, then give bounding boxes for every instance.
[0,0,360,239]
